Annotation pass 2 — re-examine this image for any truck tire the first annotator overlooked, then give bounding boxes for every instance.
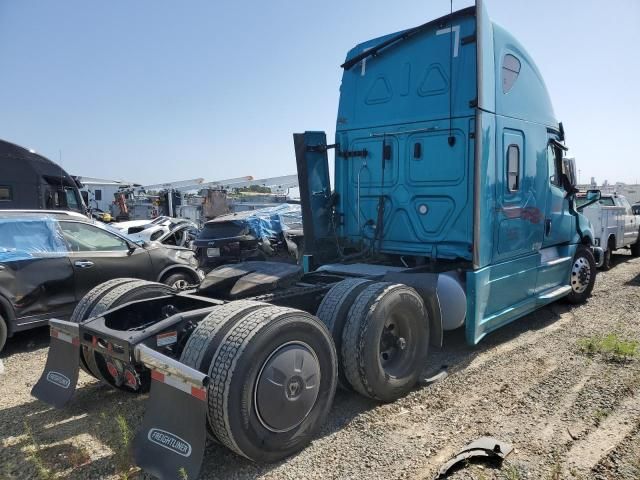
[0,314,7,354]
[316,278,373,389]
[180,300,270,373]
[207,306,337,462]
[342,282,429,402]
[180,300,270,442]
[566,245,597,304]
[83,280,175,392]
[70,278,141,376]
[631,237,640,257]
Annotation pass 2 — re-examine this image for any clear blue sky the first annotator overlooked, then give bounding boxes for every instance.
[0,1,638,185]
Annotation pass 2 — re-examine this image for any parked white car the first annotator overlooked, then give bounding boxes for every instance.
[111,217,199,248]
[577,193,640,269]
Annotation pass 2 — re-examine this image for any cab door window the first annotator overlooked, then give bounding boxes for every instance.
[546,144,562,187]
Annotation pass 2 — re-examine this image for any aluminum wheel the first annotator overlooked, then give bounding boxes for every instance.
[571,257,592,294]
[254,341,321,433]
[172,279,189,290]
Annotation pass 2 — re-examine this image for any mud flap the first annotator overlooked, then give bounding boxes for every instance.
[133,344,209,480]
[31,319,80,408]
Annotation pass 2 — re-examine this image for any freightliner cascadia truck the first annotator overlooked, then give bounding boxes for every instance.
[32,2,603,478]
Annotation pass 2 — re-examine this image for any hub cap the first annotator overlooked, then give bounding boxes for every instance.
[571,256,592,293]
[255,342,321,433]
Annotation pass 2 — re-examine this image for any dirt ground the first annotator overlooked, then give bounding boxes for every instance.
[1,252,639,480]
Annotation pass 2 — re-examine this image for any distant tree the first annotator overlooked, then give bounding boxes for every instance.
[237,185,271,194]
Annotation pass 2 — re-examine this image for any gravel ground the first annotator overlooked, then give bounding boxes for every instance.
[1,252,639,480]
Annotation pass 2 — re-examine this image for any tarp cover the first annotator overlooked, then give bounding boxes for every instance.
[0,216,67,262]
[213,204,302,241]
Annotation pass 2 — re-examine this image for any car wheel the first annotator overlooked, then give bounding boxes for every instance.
[163,272,196,291]
[566,245,597,304]
[0,314,7,354]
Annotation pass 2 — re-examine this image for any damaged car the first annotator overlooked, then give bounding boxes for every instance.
[194,203,303,271]
[0,211,204,352]
[111,216,199,248]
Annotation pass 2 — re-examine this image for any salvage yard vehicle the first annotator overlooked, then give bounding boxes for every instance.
[577,193,640,269]
[111,216,199,248]
[0,138,86,214]
[0,211,204,352]
[194,204,303,271]
[32,2,604,479]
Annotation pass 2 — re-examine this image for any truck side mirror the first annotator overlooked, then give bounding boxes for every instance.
[562,157,577,186]
[577,189,601,211]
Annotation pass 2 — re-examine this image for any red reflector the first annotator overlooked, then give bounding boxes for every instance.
[72,337,80,346]
[191,386,207,401]
[106,362,119,379]
[151,370,165,383]
[124,370,138,388]
[92,336,97,347]
[50,328,58,338]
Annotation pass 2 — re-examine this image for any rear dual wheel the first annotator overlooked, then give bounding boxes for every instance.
[317,279,430,402]
[180,302,338,462]
[70,279,175,392]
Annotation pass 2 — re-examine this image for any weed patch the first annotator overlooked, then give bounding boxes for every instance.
[23,421,52,480]
[578,333,639,362]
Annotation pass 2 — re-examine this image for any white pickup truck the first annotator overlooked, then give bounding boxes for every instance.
[577,193,640,269]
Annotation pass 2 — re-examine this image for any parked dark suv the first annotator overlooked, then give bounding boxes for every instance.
[0,211,204,352]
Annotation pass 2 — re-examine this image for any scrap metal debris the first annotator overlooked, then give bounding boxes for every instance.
[418,366,449,386]
[435,437,514,479]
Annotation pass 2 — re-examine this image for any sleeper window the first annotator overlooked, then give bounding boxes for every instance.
[502,54,521,93]
[507,145,520,192]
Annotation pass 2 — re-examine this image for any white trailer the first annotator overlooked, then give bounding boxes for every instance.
[577,193,640,268]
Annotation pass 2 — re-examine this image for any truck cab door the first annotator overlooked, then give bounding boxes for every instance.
[542,140,574,248]
[59,221,154,301]
[620,198,637,244]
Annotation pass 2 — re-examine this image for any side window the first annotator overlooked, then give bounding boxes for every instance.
[0,186,12,201]
[506,145,520,191]
[59,221,129,252]
[502,54,521,93]
[94,189,102,201]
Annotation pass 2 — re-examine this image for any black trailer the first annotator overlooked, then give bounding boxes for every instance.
[0,139,85,213]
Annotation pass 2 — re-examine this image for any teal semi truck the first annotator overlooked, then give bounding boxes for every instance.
[33,2,603,478]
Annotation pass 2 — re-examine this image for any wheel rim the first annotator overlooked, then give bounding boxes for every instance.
[571,256,592,293]
[255,341,321,433]
[172,279,188,290]
[379,312,416,378]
